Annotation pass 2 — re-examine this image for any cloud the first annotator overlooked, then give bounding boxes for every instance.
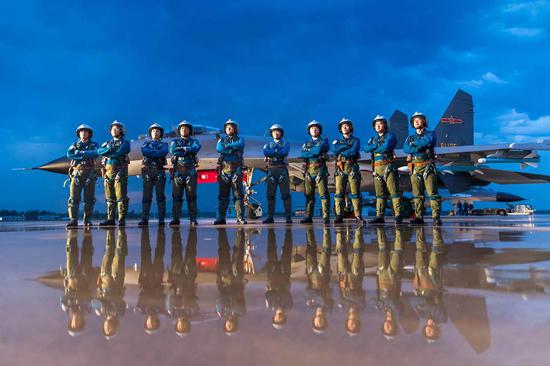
[462,71,507,88]
[503,1,550,15]
[502,26,545,37]
[497,109,550,136]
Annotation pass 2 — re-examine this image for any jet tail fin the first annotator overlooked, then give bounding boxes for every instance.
[435,89,474,147]
[388,110,409,147]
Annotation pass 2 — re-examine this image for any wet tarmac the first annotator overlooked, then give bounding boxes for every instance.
[1,216,550,366]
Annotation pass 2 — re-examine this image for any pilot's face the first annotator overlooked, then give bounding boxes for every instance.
[374,121,386,133]
[272,129,282,139]
[225,125,235,136]
[111,125,122,138]
[79,130,90,141]
[309,126,320,137]
[151,128,162,140]
[180,126,190,137]
[341,123,351,135]
[413,117,425,130]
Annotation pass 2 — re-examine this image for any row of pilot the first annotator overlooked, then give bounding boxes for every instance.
[62,226,445,340]
[65,113,441,228]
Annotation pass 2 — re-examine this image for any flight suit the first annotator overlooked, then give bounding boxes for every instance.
[141,139,168,222]
[136,228,166,331]
[265,228,293,315]
[333,134,362,220]
[167,228,199,325]
[263,138,292,220]
[216,135,246,221]
[301,136,331,220]
[170,136,202,221]
[305,228,333,311]
[67,139,99,224]
[364,131,402,218]
[336,228,365,313]
[216,229,247,332]
[403,130,441,220]
[61,230,96,333]
[376,227,405,323]
[94,228,128,337]
[97,138,131,223]
[412,227,447,335]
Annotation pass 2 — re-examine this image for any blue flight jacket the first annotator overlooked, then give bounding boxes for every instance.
[332,134,360,159]
[216,135,245,163]
[403,130,437,158]
[170,137,201,167]
[301,136,329,161]
[363,132,397,160]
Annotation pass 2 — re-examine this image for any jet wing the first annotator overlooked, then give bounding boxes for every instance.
[473,167,550,184]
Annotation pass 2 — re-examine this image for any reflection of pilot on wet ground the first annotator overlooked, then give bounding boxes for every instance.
[412,227,447,343]
[216,228,246,336]
[375,226,405,340]
[336,227,365,336]
[136,228,166,335]
[265,228,293,330]
[306,228,333,334]
[168,228,199,337]
[93,228,127,340]
[61,229,97,336]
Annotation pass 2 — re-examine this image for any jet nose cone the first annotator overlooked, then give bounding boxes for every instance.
[496,192,524,202]
[35,156,71,174]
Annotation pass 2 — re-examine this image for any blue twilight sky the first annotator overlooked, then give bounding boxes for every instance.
[1,0,550,212]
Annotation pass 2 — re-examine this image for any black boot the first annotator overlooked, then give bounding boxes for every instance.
[285,216,293,224]
[323,217,331,225]
[262,217,274,224]
[118,219,126,227]
[169,219,180,227]
[237,218,248,225]
[66,219,78,229]
[158,219,165,227]
[433,217,442,226]
[409,217,425,226]
[99,219,116,228]
[300,217,313,224]
[213,217,226,225]
[368,217,385,224]
[333,216,344,224]
[190,218,198,226]
[395,216,403,225]
[138,219,149,227]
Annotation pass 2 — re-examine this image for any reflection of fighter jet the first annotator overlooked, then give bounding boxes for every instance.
[30,90,550,211]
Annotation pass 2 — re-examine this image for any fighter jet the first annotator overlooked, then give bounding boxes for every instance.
[28,89,550,216]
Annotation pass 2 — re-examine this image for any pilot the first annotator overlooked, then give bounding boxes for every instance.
[403,112,441,225]
[332,118,363,224]
[167,228,199,337]
[336,228,365,336]
[375,226,405,340]
[263,124,292,224]
[300,121,331,224]
[61,229,96,336]
[138,123,169,227]
[265,228,293,330]
[364,115,403,224]
[136,228,166,335]
[66,124,99,228]
[214,119,246,225]
[169,121,202,226]
[305,228,333,334]
[216,228,247,335]
[94,228,127,339]
[97,121,131,227]
[412,227,447,343]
